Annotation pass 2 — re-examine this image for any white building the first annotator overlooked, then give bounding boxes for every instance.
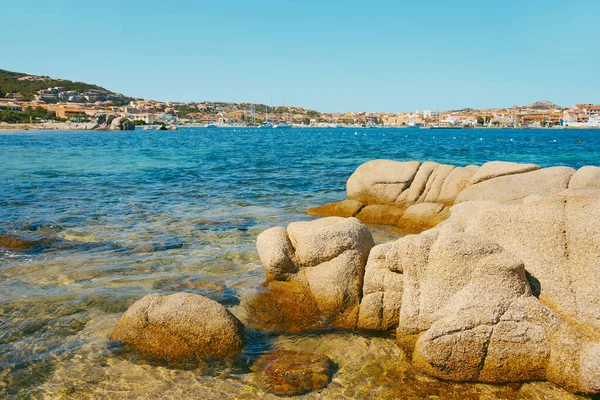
[423,110,439,119]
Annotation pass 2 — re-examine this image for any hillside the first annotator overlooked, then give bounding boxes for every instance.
[527,100,562,110]
[0,69,114,100]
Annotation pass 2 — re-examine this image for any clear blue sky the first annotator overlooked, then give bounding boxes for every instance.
[1,0,598,112]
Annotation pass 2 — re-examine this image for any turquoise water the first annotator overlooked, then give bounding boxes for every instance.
[0,127,597,399]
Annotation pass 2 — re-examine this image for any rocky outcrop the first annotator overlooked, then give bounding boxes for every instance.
[254,159,600,395]
[92,114,135,130]
[392,208,600,394]
[309,160,595,232]
[110,293,244,364]
[251,217,374,331]
[155,124,178,131]
[109,116,135,130]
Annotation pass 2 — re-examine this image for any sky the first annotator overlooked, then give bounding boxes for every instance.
[1,0,599,112]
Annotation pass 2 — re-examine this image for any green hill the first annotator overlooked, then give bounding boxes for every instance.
[0,69,114,100]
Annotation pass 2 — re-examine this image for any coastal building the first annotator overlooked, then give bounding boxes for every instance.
[575,104,600,116]
[0,99,23,112]
[55,105,93,119]
[423,110,439,120]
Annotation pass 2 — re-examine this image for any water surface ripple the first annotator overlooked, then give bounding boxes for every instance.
[1,127,597,399]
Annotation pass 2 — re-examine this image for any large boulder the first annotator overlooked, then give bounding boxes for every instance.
[109,117,135,130]
[110,293,245,363]
[253,217,375,330]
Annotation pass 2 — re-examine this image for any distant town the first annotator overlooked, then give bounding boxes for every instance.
[1,71,599,129]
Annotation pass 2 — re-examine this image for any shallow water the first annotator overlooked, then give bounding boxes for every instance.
[1,127,598,399]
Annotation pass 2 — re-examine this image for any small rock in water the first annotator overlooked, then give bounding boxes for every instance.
[110,293,245,365]
[251,350,336,396]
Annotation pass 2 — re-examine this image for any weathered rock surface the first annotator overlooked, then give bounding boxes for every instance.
[569,166,600,189]
[449,188,600,333]
[256,226,297,281]
[468,161,541,185]
[310,160,592,233]
[253,217,375,330]
[357,243,403,331]
[437,165,479,204]
[110,293,244,363]
[307,199,364,218]
[347,160,420,204]
[392,221,600,394]
[396,161,438,204]
[355,204,406,226]
[398,202,450,231]
[251,350,336,396]
[455,166,575,204]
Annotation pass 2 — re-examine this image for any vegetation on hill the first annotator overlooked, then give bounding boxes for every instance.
[528,100,562,110]
[0,69,113,100]
[0,106,63,123]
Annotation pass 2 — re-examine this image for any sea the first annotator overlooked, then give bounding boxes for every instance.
[1,127,597,399]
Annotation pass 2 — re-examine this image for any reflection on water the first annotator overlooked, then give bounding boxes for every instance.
[1,127,599,398]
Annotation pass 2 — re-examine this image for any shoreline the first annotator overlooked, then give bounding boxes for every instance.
[2,122,600,132]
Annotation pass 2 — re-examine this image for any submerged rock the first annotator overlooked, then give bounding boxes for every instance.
[0,233,60,251]
[307,199,364,218]
[251,350,336,396]
[110,293,244,364]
